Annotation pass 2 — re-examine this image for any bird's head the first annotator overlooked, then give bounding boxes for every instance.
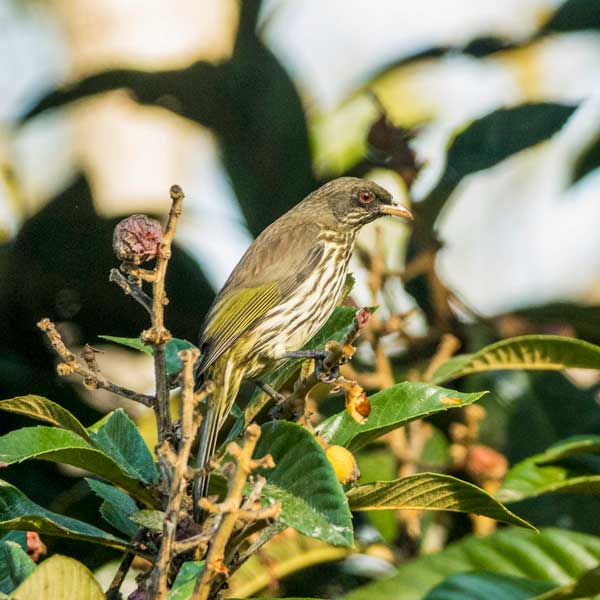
[310,177,413,230]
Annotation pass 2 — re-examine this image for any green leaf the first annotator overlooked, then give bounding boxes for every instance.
[571,131,600,186]
[317,382,487,451]
[9,554,104,600]
[0,426,155,506]
[423,572,553,600]
[89,409,158,485]
[254,421,353,547]
[167,561,204,600]
[229,532,350,599]
[423,104,577,222]
[535,566,600,599]
[99,335,196,376]
[432,335,600,384]
[86,479,138,538]
[129,509,165,532]
[347,473,534,529]
[237,305,369,434]
[0,479,128,550]
[343,528,600,600]
[0,541,35,595]
[498,436,600,503]
[0,396,92,443]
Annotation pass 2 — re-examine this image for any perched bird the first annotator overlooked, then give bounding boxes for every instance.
[194,177,413,512]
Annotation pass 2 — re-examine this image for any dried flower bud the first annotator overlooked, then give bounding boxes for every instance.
[466,444,508,481]
[113,214,163,264]
[346,382,371,423]
[326,445,360,484]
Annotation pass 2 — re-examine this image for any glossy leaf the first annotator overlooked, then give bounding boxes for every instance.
[423,104,576,221]
[498,436,600,503]
[0,541,35,595]
[254,421,353,547]
[167,561,204,600]
[423,572,553,600]
[343,528,600,600]
[10,554,104,600]
[129,509,165,532]
[0,479,128,550]
[99,335,196,376]
[0,396,91,442]
[0,426,155,505]
[86,479,138,538]
[535,566,600,599]
[432,335,600,384]
[347,473,534,529]
[317,383,487,451]
[228,532,350,599]
[89,408,158,485]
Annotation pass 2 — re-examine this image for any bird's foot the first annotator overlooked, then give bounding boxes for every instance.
[254,380,287,405]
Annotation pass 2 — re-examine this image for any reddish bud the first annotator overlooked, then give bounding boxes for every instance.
[113,214,163,264]
[466,444,508,481]
[26,532,47,562]
[356,307,371,329]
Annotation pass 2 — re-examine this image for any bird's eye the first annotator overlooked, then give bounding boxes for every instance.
[358,190,375,204]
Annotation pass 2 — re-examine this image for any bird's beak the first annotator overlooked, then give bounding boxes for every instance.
[380,203,414,221]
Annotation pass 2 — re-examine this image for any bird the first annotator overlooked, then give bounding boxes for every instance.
[193,176,413,514]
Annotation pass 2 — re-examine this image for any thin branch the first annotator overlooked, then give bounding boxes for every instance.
[105,551,134,600]
[422,333,460,382]
[109,268,152,314]
[191,424,275,600]
[142,185,185,443]
[37,318,154,407]
[149,348,208,599]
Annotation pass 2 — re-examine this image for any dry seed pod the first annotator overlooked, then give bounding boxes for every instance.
[113,214,163,264]
[345,382,370,423]
[326,445,360,484]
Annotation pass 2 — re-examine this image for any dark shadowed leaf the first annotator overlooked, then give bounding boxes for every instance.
[89,409,158,485]
[317,383,486,451]
[98,335,196,376]
[542,0,600,33]
[0,426,155,506]
[432,335,600,384]
[0,396,92,442]
[0,540,35,595]
[571,131,600,186]
[343,528,600,600]
[347,473,533,528]
[423,572,553,600]
[0,479,128,550]
[498,436,600,503]
[86,479,138,538]
[422,104,577,222]
[254,421,353,547]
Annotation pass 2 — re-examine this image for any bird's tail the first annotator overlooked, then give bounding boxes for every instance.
[193,360,243,520]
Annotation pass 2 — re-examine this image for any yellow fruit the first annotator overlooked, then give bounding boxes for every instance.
[326,445,360,484]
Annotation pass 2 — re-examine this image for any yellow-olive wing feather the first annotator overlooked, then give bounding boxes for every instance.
[197,220,323,374]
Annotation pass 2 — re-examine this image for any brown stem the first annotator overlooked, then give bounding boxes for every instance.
[422,333,460,383]
[37,319,154,407]
[149,348,208,599]
[191,424,263,600]
[109,268,152,314]
[105,551,134,600]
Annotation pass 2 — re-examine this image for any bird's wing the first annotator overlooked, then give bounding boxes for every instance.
[197,221,323,374]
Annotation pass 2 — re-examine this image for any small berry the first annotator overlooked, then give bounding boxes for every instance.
[326,445,360,485]
[113,214,163,264]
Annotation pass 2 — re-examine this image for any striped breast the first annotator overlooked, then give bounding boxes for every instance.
[245,230,356,375]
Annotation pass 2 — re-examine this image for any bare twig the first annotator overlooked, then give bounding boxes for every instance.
[105,551,135,600]
[109,268,152,314]
[422,333,460,383]
[37,318,155,406]
[149,348,208,599]
[191,424,277,600]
